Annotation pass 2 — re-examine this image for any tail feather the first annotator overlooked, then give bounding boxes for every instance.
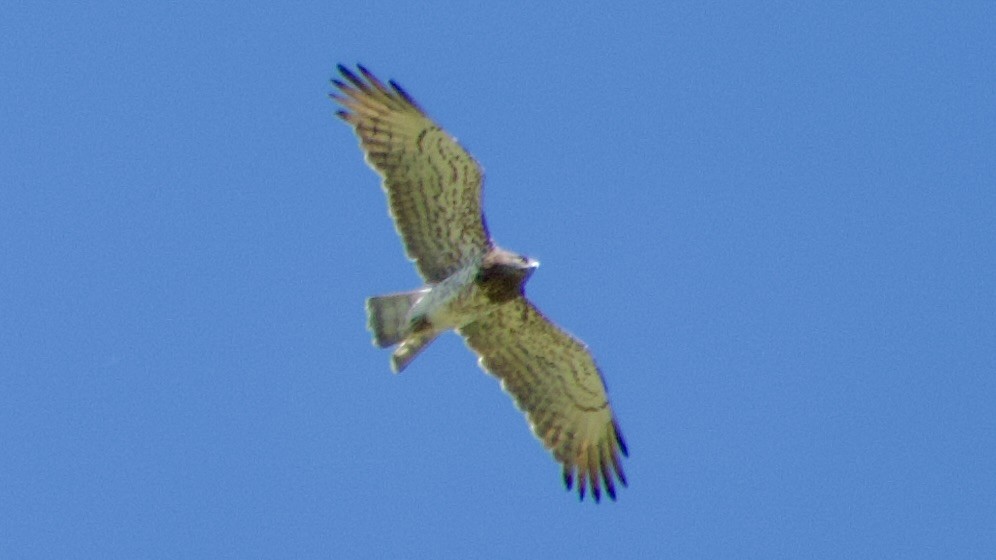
[365,290,427,348]
[366,289,439,372]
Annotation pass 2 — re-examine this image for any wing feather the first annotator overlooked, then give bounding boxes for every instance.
[458,297,628,502]
[332,64,491,282]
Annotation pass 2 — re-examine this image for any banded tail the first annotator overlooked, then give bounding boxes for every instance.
[365,289,438,373]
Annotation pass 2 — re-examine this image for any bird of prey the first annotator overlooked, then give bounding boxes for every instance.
[331,64,628,502]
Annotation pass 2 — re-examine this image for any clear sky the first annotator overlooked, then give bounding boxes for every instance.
[2,3,994,558]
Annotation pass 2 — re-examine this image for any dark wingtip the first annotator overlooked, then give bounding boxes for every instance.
[336,64,358,85]
[390,79,419,107]
[610,446,628,489]
[615,420,629,457]
[600,460,617,501]
[563,467,573,491]
[337,64,365,89]
[605,482,617,501]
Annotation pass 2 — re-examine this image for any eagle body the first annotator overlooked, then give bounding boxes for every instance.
[367,249,538,373]
[332,65,628,502]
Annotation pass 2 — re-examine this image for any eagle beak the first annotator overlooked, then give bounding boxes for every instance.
[523,258,539,280]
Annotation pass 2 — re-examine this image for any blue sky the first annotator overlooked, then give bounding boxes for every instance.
[2,3,994,558]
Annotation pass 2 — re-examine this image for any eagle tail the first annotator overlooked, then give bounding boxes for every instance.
[366,291,425,348]
[366,290,439,373]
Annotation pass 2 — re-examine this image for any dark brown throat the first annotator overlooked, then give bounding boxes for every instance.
[477,265,526,302]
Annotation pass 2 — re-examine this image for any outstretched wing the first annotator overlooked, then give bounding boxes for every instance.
[458,297,628,502]
[332,65,492,282]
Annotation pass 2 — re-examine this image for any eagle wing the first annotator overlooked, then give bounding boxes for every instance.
[458,296,628,502]
[332,65,491,282]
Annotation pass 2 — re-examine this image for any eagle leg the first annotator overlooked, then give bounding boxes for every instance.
[390,330,439,373]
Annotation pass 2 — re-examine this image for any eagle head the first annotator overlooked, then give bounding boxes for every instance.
[479,247,539,299]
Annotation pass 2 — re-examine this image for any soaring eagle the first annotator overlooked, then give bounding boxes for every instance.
[331,65,628,502]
